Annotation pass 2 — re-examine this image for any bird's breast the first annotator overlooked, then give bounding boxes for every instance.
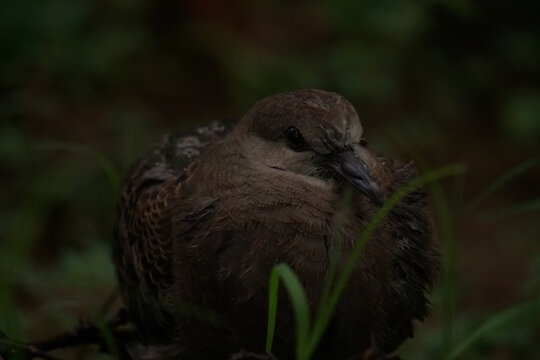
[215,182,345,300]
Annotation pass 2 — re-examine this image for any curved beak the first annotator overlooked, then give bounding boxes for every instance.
[325,150,384,205]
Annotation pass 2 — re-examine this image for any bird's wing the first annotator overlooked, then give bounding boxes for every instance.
[113,121,233,342]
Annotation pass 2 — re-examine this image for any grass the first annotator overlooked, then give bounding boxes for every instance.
[266,164,467,359]
[444,298,539,360]
[1,0,538,357]
[265,158,540,359]
[1,136,538,359]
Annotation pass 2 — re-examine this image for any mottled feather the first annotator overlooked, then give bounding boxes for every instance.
[114,90,439,360]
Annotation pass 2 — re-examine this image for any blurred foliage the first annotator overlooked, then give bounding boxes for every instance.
[1,0,539,358]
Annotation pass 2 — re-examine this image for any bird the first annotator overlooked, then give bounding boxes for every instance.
[113,89,439,360]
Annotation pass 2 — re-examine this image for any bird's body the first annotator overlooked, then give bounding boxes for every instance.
[114,89,439,359]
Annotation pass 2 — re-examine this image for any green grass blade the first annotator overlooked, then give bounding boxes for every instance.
[387,130,464,351]
[465,156,540,213]
[479,197,540,220]
[306,164,468,359]
[266,263,311,360]
[93,315,121,360]
[429,176,456,352]
[266,268,280,352]
[445,298,539,360]
[32,140,122,190]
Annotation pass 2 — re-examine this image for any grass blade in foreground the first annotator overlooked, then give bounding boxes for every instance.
[465,156,540,213]
[266,264,311,360]
[266,164,467,360]
[445,298,539,360]
[388,130,464,352]
[306,164,467,359]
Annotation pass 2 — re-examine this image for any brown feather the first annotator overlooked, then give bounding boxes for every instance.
[114,90,439,359]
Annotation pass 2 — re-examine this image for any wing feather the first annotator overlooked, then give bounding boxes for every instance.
[113,121,232,342]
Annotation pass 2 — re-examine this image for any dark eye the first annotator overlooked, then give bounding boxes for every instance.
[285,126,306,151]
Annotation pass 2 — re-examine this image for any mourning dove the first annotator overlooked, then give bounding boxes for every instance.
[114,89,439,359]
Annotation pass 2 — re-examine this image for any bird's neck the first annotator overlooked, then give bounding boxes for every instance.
[195,138,340,233]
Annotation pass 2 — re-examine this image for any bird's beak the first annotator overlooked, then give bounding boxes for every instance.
[325,150,384,205]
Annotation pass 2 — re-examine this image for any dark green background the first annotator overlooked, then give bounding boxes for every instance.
[1,0,539,359]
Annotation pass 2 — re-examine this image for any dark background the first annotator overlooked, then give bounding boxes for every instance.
[1,0,539,359]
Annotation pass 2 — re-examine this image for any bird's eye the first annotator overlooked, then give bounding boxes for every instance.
[285,126,306,151]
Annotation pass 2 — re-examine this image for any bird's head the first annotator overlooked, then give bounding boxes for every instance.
[234,89,384,205]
